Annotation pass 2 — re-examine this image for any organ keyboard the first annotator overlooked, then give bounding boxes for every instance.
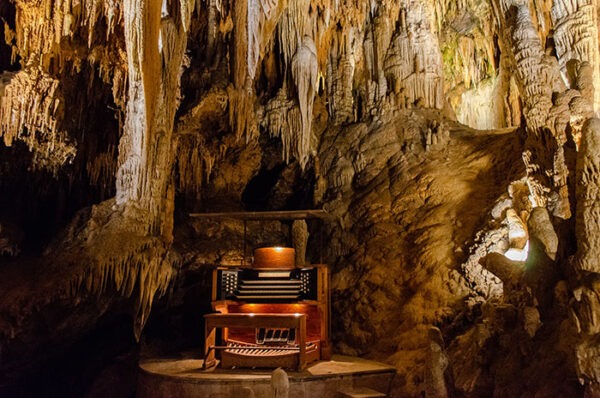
[216,268,318,301]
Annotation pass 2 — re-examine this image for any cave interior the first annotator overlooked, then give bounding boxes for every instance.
[1,0,600,396]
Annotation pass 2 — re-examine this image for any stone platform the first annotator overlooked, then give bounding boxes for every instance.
[137,355,396,398]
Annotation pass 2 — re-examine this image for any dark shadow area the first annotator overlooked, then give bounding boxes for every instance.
[0,311,137,398]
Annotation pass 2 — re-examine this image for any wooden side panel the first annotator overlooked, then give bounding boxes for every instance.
[204,321,217,368]
[317,264,332,359]
[211,268,218,301]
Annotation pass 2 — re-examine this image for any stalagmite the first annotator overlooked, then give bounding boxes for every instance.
[493,0,580,219]
[572,118,600,394]
[551,0,600,113]
[424,327,449,398]
[271,367,289,398]
[291,219,308,266]
[495,1,552,132]
[527,207,558,261]
[479,252,525,288]
[506,208,528,249]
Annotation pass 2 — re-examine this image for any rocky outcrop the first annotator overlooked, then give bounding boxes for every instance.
[316,110,525,396]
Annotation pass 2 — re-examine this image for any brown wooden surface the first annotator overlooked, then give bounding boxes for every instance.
[205,313,307,329]
[211,270,218,302]
[204,313,308,371]
[225,303,322,340]
[316,265,331,359]
[253,247,295,268]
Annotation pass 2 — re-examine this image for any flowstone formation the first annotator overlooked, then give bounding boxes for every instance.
[1,0,600,397]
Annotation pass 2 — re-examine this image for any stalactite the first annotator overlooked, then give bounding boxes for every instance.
[228,83,259,141]
[327,29,357,124]
[230,0,285,141]
[227,0,258,140]
[175,135,219,193]
[94,0,193,337]
[0,67,76,174]
[248,0,261,81]
[371,4,393,96]
[233,0,250,89]
[117,0,193,236]
[384,2,444,109]
[14,0,123,62]
[64,224,174,340]
[437,0,496,91]
[277,0,311,73]
[87,144,118,190]
[6,0,128,182]
[88,44,128,109]
[262,88,303,164]
[291,35,318,169]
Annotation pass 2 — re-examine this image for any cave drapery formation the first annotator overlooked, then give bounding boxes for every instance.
[1,0,600,396]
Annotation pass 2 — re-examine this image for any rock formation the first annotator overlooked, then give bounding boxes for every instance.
[0,0,599,397]
[291,219,308,266]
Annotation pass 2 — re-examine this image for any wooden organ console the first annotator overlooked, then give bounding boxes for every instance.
[203,258,331,371]
[191,210,331,371]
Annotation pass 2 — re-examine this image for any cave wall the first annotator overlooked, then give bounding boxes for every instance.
[0,0,599,397]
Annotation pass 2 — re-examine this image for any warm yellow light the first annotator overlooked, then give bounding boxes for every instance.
[504,240,529,262]
[273,246,284,252]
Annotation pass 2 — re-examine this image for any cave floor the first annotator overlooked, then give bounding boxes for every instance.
[138,354,395,397]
